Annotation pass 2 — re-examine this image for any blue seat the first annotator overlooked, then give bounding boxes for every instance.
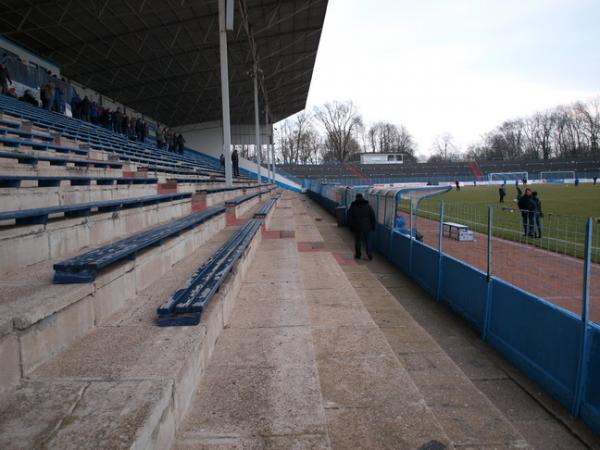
[224,192,261,206]
[253,195,279,218]
[156,218,263,326]
[0,192,191,225]
[53,206,225,283]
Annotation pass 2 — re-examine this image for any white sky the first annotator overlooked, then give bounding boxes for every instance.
[304,0,600,156]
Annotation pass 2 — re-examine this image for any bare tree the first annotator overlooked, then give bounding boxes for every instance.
[314,101,364,161]
[430,133,460,161]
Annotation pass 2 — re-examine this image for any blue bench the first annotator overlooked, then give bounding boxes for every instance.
[0,127,55,142]
[156,218,263,326]
[224,192,261,206]
[53,206,225,283]
[0,192,192,225]
[253,196,280,218]
[0,175,157,188]
[0,151,123,169]
[197,186,245,194]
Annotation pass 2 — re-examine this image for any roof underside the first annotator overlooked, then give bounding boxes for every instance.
[0,0,328,126]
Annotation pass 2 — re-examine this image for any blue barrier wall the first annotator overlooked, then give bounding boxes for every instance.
[307,187,600,436]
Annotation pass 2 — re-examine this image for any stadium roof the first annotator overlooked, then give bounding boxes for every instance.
[0,0,328,126]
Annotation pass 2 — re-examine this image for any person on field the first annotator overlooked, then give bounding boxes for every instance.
[593,176,597,185]
[499,183,506,203]
[517,187,535,237]
[531,191,543,238]
[455,179,460,191]
[347,193,377,260]
[231,149,240,176]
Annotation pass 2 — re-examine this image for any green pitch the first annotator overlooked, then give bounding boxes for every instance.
[416,183,600,260]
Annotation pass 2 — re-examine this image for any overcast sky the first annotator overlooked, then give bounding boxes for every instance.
[305,0,600,156]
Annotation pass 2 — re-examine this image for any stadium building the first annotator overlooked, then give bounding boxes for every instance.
[0,1,599,449]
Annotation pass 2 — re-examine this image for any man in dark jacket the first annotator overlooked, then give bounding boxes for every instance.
[517,187,534,237]
[498,183,506,203]
[231,149,240,177]
[531,191,543,238]
[347,193,377,260]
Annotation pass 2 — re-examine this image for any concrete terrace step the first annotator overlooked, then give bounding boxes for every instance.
[0,202,271,450]
[174,193,452,449]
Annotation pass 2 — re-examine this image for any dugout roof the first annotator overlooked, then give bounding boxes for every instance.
[0,0,328,126]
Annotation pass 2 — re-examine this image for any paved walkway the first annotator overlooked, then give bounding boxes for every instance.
[175,193,597,450]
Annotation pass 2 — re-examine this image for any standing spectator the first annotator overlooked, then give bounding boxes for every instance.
[142,121,148,143]
[531,191,543,238]
[113,108,123,134]
[122,114,129,138]
[347,193,377,260]
[80,96,91,122]
[517,186,534,237]
[498,183,506,203]
[41,80,54,110]
[176,133,185,155]
[155,126,164,149]
[167,131,175,152]
[219,153,225,168]
[51,78,63,112]
[89,101,98,124]
[231,149,240,176]
[70,91,82,119]
[0,62,12,95]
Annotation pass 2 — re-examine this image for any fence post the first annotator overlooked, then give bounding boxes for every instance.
[571,217,593,417]
[482,206,494,340]
[436,201,445,302]
[408,198,414,275]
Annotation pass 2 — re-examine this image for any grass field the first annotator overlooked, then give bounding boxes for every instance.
[413,183,600,261]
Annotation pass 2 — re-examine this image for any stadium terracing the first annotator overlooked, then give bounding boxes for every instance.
[1,1,600,449]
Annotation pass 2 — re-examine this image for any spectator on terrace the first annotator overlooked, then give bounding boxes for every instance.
[18,89,38,107]
[220,153,225,167]
[114,108,123,134]
[89,101,98,124]
[499,183,506,203]
[531,191,543,238]
[80,96,91,122]
[70,91,81,119]
[347,193,376,260]
[155,126,164,149]
[517,187,535,237]
[143,121,149,142]
[0,63,12,95]
[122,114,129,137]
[231,149,240,176]
[176,133,185,155]
[41,80,54,110]
[51,78,64,113]
[167,131,175,152]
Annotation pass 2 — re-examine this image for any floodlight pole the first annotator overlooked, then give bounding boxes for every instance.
[264,104,273,184]
[219,0,233,187]
[252,61,262,185]
[271,124,276,184]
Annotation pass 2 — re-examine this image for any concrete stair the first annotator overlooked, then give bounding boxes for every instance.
[0,203,267,449]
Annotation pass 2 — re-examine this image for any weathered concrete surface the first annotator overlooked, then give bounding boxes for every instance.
[0,206,263,450]
[176,197,331,449]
